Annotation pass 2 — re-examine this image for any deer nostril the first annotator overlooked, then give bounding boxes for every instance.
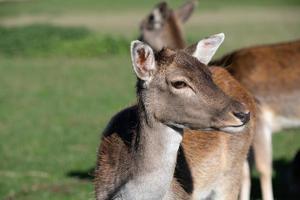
[233,112,250,124]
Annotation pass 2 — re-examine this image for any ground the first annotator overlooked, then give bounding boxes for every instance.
[0,0,299,199]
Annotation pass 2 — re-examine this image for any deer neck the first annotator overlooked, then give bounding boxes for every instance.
[122,101,183,199]
[136,112,183,172]
[164,12,185,50]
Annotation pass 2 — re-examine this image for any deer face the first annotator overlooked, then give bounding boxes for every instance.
[131,33,250,133]
[139,1,197,51]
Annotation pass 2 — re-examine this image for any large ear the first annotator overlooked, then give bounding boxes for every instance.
[175,0,198,23]
[190,33,225,65]
[131,40,156,81]
[152,1,169,27]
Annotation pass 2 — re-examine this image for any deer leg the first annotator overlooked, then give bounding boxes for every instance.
[253,118,274,200]
[239,160,251,200]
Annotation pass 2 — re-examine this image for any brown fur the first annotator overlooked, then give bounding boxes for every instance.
[212,39,300,200]
[95,107,137,199]
[177,67,256,198]
[213,40,300,118]
[163,12,185,50]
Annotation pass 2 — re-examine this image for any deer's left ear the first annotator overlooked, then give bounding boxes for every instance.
[175,0,198,23]
[131,40,156,81]
[188,33,225,65]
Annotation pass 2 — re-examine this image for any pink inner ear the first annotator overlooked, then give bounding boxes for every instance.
[137,48,150,72]
[204,41,215,47]
[137,48,146,67]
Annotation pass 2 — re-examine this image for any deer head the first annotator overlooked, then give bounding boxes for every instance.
[131,33,250,133]
[139,0,197,51]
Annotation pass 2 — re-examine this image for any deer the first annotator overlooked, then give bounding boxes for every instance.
[139,0,197,51]
[94,33,256,199]
[139,1,253,199]
[138,1,300,200]
[211,39,300,200]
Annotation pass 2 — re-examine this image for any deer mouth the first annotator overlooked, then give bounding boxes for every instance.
[211,111,250,133]
[201,119,248,133]
[165,119,248,134]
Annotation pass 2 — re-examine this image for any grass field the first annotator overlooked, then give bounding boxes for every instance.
[0,0,300,199]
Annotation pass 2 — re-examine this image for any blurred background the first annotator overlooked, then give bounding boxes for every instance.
[0,0,299,199]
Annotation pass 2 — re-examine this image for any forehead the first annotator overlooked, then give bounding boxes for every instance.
[155,50,212,77]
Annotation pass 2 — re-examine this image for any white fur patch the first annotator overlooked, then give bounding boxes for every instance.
[164,126,183,154]
[220,125,246,133]
[152,8,163,29]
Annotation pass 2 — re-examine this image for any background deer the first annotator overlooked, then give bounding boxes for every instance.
[95,34,256,199]
[211,39,300,200]
[139,0,197,51]
[139,1,300,200]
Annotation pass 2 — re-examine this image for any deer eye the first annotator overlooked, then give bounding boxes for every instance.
[171,81,188,89]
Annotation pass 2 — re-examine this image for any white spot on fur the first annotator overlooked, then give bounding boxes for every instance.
[164,126,183,154]
[152,8,163,29]
[220,125,246,133]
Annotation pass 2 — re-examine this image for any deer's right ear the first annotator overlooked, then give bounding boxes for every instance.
[131,41,156,81]
[188,33,225,65]
[155,1,168,16]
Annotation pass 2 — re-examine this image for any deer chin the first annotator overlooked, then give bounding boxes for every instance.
[218,124,246,133]
[165,121,247,134]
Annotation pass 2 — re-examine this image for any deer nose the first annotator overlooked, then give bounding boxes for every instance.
[233,111,250,124]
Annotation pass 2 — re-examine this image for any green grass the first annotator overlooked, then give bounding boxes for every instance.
[1,20,299,58]
[0,25,131,57]
[0,0,300,199]
[0,56,135,199]
[0,0,299,16]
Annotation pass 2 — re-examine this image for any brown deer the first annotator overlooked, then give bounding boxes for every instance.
[139,0,197,51]
[211,39,300,200]
[94,34,256,199]
[139,1,300,200]
[139,1,253,199]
